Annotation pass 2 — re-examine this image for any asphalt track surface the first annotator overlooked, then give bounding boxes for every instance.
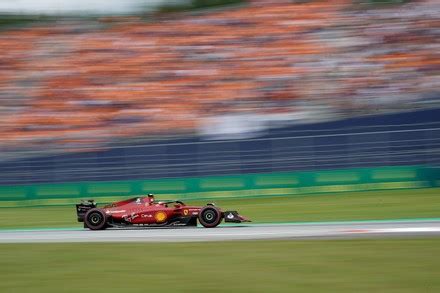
[1,219,440,243]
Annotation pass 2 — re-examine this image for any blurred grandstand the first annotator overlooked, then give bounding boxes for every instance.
[0,0,439,184]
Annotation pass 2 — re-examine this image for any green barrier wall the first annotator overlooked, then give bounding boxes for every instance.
[0,165,439,207]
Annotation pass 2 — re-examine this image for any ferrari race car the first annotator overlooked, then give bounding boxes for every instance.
[76,194,250,230]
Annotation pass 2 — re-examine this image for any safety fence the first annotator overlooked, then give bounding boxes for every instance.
[1,121,440,185]
[1,165,439,207]
[1,109,440,185]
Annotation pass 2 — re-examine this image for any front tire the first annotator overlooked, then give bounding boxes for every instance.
[84,208,107,230]
[198,206,222,228]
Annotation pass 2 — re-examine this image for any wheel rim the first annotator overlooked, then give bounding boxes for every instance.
[204,210,216,223]
[89,213,102,225]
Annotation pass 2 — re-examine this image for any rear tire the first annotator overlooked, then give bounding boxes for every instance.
[84,208,107,230]
[198,206,222,228]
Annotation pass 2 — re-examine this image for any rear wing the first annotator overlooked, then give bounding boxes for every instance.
[76,199,97,222]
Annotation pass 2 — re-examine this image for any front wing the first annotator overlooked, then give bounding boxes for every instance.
[223,211,251,223]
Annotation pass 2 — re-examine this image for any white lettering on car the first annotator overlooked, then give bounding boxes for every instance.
[106,210,126,214]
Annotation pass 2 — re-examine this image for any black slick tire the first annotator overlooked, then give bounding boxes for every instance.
[84,208,107,230]
[198,206,222,228]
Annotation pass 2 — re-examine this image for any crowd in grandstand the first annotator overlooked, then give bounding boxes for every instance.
[0,0,438,157]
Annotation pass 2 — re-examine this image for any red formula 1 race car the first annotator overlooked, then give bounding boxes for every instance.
[76,194,250,230]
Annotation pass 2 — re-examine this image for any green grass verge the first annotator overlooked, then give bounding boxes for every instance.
[1,239,439,292]
[0,188,439,229]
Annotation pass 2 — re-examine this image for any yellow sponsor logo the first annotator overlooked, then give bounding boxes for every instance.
[183,209,189,216]
[154,211,167,222]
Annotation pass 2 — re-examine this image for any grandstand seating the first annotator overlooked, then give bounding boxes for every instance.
[0,0,438,159]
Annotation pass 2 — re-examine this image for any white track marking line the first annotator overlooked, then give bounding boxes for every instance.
[371,227,440,233]
[344,227,440,234]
